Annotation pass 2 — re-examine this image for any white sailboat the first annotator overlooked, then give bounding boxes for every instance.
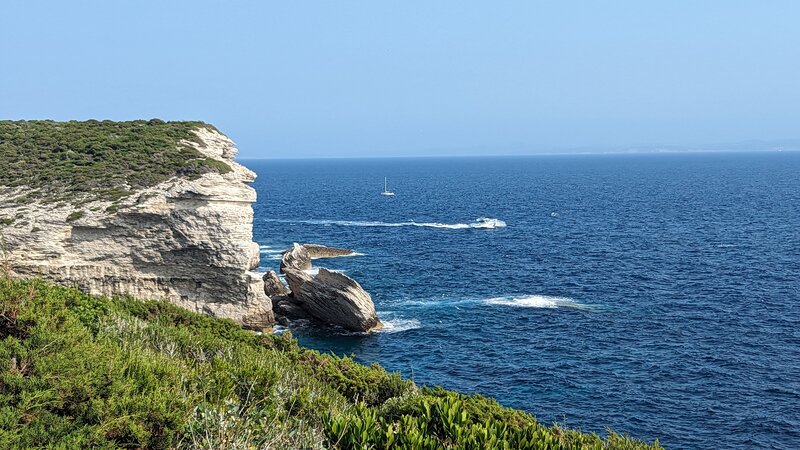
[381,177,395,196]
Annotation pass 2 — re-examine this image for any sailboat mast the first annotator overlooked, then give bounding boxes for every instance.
[384,177,387,192]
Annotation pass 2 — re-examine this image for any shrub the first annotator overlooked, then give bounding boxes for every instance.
[325,396,661,450]
[0,120,232,204]
[0,278,662,450]
[66,210,84,222]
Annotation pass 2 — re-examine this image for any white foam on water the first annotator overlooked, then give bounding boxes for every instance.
[262,218,506,230]
[392,298,477,308]
[484,295,591,310]
[271,324,289,334]
[377,318,422,334]
[258,244,286,259]
[337,251,366,257]
[303,267,347,276]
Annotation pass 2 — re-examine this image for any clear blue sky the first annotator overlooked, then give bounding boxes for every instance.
[1,1,798,158]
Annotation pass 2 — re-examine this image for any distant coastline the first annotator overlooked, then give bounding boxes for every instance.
[240,140,800,160]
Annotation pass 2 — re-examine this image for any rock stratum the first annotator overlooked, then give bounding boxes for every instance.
[275,243,382,332]
[0,121,273,329]
[285,267,382,332]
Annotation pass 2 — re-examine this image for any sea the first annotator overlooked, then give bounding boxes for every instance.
[245,152,800,449]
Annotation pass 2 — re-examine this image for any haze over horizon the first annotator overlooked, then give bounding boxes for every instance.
[2,1,798,158]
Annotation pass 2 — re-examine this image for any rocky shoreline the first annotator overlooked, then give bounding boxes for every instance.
[1,121,384,336]
[267,243,382,332]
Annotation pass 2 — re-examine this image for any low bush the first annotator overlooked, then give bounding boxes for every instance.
[0,278,662,449]
[65,210,84,222]
[0,120,232,204]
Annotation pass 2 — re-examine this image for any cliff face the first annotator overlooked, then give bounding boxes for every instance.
[0,126,273,329]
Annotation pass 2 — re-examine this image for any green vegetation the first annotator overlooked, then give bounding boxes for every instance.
[0,119,232,204]
[0,277,662,449]
[65,210,85,222]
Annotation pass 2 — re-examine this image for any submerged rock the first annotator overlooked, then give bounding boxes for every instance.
[284,267,382,332]
[280,243,311,272]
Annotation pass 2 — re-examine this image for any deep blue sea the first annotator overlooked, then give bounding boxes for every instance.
[246,153,800,449]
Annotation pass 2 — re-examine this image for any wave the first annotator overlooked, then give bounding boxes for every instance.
[259,244,287,260]
[377,318,422,334]
[337,251,366,257]
[262,217,506,230]
[484,295,592,310]
[303,267,347,276]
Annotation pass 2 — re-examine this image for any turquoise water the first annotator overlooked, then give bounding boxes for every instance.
[247,153,800,449]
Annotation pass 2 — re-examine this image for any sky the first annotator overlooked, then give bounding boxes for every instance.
[1,1,798,158]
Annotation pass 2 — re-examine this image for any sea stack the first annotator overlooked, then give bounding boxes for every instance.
[280,243,312,272]
[277,242,381,331]
[303,243,355,259]
[284,267,382,332]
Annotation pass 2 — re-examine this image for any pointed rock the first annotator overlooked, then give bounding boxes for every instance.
[280,243,311,272]
[262,270,289,297]
[303,243,355,259]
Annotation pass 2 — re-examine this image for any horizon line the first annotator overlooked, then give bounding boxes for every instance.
[239,148,798,161]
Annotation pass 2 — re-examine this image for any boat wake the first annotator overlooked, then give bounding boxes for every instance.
[484,295,592,310]
[391,295,596,311]
[262,217,506,230]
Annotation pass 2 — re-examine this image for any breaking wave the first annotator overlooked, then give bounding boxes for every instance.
[377,318,422,334]
[303,267,347,276]
[262,217,506,230]
[259,245,286,260]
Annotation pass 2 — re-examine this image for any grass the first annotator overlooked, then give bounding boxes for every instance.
[0,119,232,204]
[0,277,663,449]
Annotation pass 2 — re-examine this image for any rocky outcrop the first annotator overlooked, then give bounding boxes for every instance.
[279,243,356,272]
[303,244,355,259]
[283,268,382,332]
[276,243,381,331]
[272,295,311,324]
[283,267,313,295]
[280,243,312,272]
[263,270,289,297]
[0,127,273,330]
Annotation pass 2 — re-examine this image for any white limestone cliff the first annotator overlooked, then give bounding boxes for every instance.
[0,127,273,329]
